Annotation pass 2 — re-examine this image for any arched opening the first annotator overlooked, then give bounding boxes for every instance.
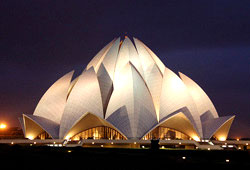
[63,112,128,140]
[70,126,126,140]
[23,115,46,140]
[142,127,190,140]
[36,131,52,140]
[23,114,59,139]
[141,112,200,141]
[212,116,235,141]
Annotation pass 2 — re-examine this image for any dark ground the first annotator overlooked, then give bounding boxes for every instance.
[0,144,249,169]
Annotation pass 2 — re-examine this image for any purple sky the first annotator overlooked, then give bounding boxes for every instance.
[0,0,249,138]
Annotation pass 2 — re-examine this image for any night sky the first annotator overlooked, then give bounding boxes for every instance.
[0,0,249,138]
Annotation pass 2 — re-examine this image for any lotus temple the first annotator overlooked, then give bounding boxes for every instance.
[17,37,236,149]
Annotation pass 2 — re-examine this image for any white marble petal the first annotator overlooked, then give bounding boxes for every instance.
[59,67,103,138]
[179,72,219,118]
[34,71,74,124]
[159,67,203,137]
[106,63,158,139]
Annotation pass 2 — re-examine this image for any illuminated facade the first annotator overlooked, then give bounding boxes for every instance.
[19,37,235,142]
[71,126,126,140]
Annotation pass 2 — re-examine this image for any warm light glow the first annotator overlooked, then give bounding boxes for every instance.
[0,123,6,129]
[192,136,200,141]
[68,150,72,153]
[226,159,230,163]
[170,75,185,90]
[182,157,186,160]
[218,137,226,141]
[236,138,240,141]
[27,135,34,140]
[208,148,210,151]
[65,135,71,140]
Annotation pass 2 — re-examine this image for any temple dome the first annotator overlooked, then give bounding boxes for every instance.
[19,37,234,141]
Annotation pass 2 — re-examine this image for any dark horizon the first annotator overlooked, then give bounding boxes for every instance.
[0,0,249,138]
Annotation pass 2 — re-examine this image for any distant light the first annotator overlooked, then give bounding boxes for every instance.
[53,142,56,144]
[236,138,240,141]
[134,142,136,144]
[0,123,6,129]
[111,142,113,144]
[142,146,145,148]
[238,147,241,150]
[30,144,32,146]
[228,145,234,148]
[11,142,14,145]
[34,142,36,144]
[101,145,104,147]
[246,143,248,146]
[208,148,210,151]
[226,159,230,163]
[68,150,72,153]
[182,157,186,160]
[92,142,95,144]
[161,146,165,149]
[196,147,199,149]
[179,142,181,145]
